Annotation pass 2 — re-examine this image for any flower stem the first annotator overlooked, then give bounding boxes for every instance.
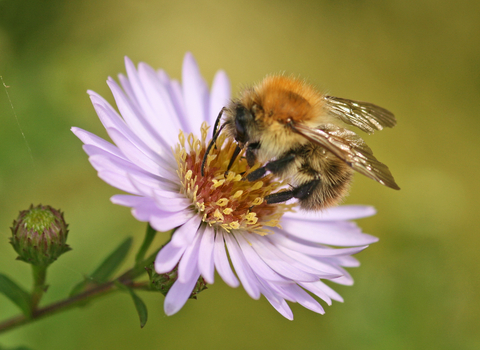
[0,250,157,335]
[30,265,47,311]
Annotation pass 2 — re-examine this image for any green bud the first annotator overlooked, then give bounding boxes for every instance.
[10,204,71,267]
[146,264,207,299]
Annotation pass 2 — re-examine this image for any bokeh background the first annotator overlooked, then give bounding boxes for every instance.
[1,0,479,349]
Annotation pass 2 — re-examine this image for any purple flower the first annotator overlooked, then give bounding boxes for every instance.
[72,53,378,320]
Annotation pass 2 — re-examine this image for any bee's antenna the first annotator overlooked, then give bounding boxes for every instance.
[212,107,226,142]
[201,108,226,176]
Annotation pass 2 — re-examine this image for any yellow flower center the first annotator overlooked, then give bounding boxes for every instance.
[173,122,294,235]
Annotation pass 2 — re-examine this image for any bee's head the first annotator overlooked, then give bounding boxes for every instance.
[229,103,256,146]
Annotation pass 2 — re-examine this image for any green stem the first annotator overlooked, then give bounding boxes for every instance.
[0,251,157,335]
[31,265,47,311]
[135,224,157,264]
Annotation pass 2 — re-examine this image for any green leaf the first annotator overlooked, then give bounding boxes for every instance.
[69,237,132,296]
[128,288,148,328]
[69,277,89,298]
[90,237,132,282]
[0,346,35,350]
[135,224,157,264]
[115,282,148,328]
[0,273,31,316]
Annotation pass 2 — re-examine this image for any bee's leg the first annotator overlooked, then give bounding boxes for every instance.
[246,167,267,181]
[264,180,320,205]
[292,179,320,200]
[247,154,295,181]
[263,190,295,204]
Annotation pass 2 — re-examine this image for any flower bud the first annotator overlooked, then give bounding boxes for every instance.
[146,264,207,299]
[10,204,71,267]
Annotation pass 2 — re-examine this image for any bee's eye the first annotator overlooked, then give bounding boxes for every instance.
[235,117,245,141]
[234,106,253,143]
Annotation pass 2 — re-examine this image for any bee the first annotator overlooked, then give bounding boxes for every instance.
[201,75,400,210]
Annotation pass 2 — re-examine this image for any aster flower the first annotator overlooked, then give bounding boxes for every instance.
[72,53,379,320]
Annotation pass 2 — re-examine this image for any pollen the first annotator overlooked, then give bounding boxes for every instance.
[223,208,233,215]
[215,198,229,206]
[173,122,294,235]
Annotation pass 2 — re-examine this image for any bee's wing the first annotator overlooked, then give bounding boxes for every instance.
[324,96,396,134]
[292,123,400,190]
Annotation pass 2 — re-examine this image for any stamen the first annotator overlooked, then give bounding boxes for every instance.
[251,182,263,190]
[251,198,264,206]
[216,198,229,206]
[212,179,225,188]
[232,191,243,199]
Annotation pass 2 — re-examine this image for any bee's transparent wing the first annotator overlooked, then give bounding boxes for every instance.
[292,123,400,190]
[324,96,396,134]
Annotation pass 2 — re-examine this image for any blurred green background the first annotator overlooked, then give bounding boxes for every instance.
[1,0,479,349]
